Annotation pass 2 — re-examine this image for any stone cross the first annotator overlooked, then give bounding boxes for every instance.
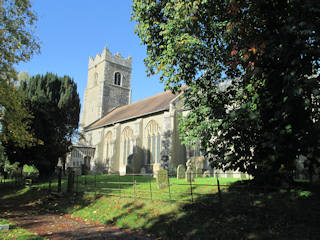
[176,164,185,179]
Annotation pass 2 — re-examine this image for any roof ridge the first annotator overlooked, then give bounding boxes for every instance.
[85,89,179,131]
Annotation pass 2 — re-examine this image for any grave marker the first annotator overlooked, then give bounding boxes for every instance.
[156,169,168,189]
[177,164,185,179]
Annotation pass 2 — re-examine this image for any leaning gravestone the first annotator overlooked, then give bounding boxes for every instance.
[177,164,185,179]
[195,167,202,178]
[185,168,194,182]
[194,156,205,170]
[156,169,168,189]
[203,170,211,178]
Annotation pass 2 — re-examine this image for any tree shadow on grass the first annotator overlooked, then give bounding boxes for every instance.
[140,182,320,240]
[0,184,92,217]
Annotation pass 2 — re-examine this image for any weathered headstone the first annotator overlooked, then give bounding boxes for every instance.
[195,167,202,178]
[177,164,185,179]
[186,159,196,173]
[241,172,247,179]
[203,170,211,178]
[194,156,205,170]
[156,169,168,189]
[226,171,234,178]
[185,168,194,182]
[140,167,146,175]
[0,224,9,231]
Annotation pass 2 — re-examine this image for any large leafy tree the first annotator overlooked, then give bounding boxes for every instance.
[4,73,80,178]
[132,0,320,184]
[0,0,39,147]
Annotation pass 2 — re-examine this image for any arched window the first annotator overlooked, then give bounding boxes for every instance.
[121,127,134,165]
[104,131,112,169]
[145,120,161,164]
[114,72,121,85]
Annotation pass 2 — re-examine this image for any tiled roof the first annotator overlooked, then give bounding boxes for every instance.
[85,90,180,130]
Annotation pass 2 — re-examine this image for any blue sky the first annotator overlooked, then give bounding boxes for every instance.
[17,0,164,106]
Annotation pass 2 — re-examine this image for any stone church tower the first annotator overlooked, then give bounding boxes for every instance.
[80,47,132,130]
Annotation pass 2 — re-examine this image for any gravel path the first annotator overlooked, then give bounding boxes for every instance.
[0,196,152,240]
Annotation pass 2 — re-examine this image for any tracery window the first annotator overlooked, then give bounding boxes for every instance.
[121,127,134,165]
[145,120,161,164]
[84,156,91,169]
[114,72,121,85]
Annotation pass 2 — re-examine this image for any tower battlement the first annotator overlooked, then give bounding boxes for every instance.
[88,46,132,69]
[80,47,132,129]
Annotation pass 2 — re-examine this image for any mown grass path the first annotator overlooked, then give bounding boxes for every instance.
[0,190,151,240]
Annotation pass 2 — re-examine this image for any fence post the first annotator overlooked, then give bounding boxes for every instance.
[118,174,121,198]
[76,175,79,194]
[49,177,52,193]
[94,174,97,199]
[132,174,135,199]
[189,172,193,203]
[216,173,222,204]
[149,177,152,200]
[85,175,87,192]
[134,180,137,200]
[57,167,62,193]
[167,174,171,201]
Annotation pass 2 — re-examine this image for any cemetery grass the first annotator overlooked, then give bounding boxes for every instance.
[1,176,320,239]
[68,176,320,239]
[0,218,46,240]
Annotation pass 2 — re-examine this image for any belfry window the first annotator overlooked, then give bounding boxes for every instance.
[114,72,121,85]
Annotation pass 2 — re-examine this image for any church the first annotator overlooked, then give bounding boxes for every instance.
[68,47,204,176]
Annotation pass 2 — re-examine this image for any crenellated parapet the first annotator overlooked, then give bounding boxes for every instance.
[88,46,132,69]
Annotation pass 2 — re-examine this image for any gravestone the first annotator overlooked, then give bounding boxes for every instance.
[140,167,146,175]
[156,169,168,189]
[185,168,194,182]
[0,224,9,231]
[186,159,196,173]
[203,170,211,178]
[176,164,185,179]
[195,167,202,178]
[194,156,205,169]
[226,171,234,178]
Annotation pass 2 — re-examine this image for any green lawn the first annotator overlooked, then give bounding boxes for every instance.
[42,174,243,202]
[68,178,320,239]
[1,175,319,239]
